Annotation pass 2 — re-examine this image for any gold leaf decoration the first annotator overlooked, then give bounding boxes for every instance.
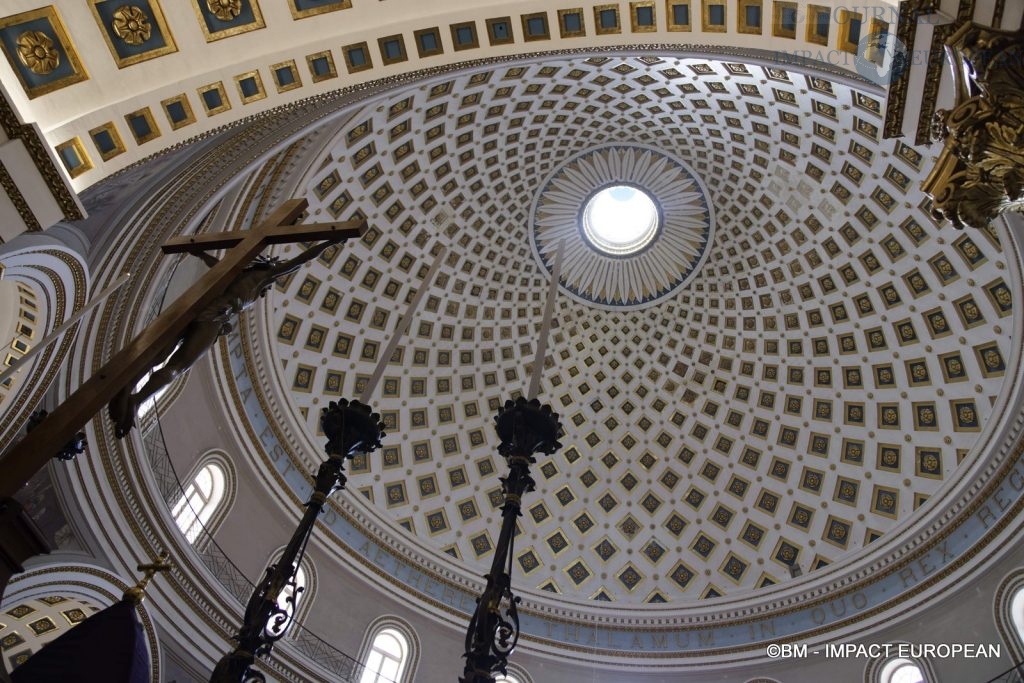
[207,0,242,21]
[111,5,152,45]
[15,31,59,75]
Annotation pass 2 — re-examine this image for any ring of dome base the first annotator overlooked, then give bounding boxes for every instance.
[579,183,662,257]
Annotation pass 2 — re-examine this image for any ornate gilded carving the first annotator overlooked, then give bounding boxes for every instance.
[922,23,1024,229]
[883,0,930,139]
[0,163,41,233]
[111,5,152,44]
[0,7,87,98]
[207,0,242,21]
[0,94,83,221]
[15,30,59,74]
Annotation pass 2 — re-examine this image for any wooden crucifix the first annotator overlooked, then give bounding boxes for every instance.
[0,198,365,500]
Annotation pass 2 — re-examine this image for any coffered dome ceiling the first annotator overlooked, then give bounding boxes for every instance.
[241,54,1015,606]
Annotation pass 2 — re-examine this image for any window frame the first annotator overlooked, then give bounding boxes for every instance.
[356,616,420,683]
[995,568,1024,663]
[170,450,235,549]
[866,645,936,683]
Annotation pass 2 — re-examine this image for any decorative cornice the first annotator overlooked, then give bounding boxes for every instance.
[884,0,930,139]
[916,0,976,145]
[0,249,87,452]
[0,90,84,222]
[0,161,41,233]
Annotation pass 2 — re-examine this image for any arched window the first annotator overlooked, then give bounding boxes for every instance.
[171,461,226,544]
[359,628,407,683]
[879,658,924,683]
[994,569,1024,662]
[1012,588,1024,651]
[169,450,234,548]
[867,647,935,683]
[356,617,419,683]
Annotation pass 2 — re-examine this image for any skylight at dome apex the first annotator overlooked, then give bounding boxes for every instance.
[582,185,660,255]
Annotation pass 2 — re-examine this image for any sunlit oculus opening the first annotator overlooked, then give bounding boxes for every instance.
[581,185,660,255]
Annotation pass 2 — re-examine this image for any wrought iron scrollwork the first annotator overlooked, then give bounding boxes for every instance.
[210,399,383,682]
[461,397,562,683]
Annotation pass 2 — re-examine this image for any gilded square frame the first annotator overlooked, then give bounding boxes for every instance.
[234,70,266,104]
[305,50,337,82]
[702,0,728,32]
[87,121,125,162]
[124,107,161,144]
[55,137,93,179]
[449,22,480,51]
[630,1,658,32]
[864,17,889,65]
[485,17,515,46]
[557,9,586,38]
[190,0,265,42]
[413,27,444,58]
[837,8,863,52]
[270,60,302,93]
[342,42,372,73]
[160,94,196,130]
[738,0,763,34]
[666,0,692,31]
[377,34,408,66]
[594,4,622,34]
[806,4,832,46]
[772,0,797,38]
[0,6,88,98]
[197,81,231,116]
[88,0,177,68]
[287,0,352,20]
[521,12,550,41]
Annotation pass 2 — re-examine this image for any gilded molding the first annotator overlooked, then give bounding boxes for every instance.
[87,0,177,68]
[0,252,86,452]
[916,23,956,145]
[0,161,41,232]
[0,92,84,221]
[0,6,88,98]
[916,0,975,145]
[883,0,924,139]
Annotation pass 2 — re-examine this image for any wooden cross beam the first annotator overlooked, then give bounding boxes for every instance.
[159,219,365,254]
[0,198,366,499]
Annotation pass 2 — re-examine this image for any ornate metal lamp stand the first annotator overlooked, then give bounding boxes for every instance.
[461,397,562,683]
[210,399,384,683]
